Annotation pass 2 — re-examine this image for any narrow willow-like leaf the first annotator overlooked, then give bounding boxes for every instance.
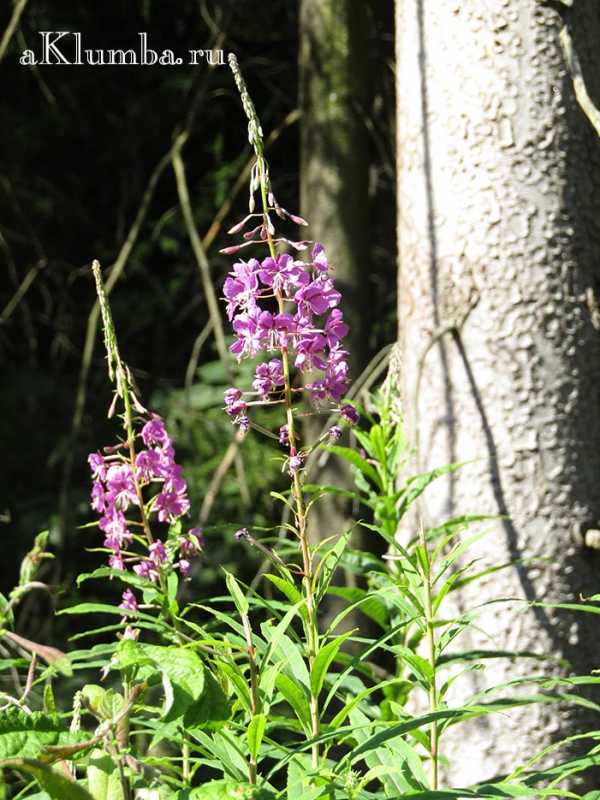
[310,631,353,699]
[247,713,267,760]
[263,574,302,606]
[225,571,249,617]
[275,673,311,733]
[314,530,351,604]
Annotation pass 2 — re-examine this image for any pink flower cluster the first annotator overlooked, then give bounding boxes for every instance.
[222,244,350,424]
[88,414,203,613]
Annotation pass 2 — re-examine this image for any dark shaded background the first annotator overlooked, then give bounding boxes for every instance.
[0,1,395,648]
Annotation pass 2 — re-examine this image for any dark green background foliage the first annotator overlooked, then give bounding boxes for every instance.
[0,1,394,647]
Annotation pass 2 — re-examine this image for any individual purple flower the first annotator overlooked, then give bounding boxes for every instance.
[88,451,107,481]
[328,425,343,441]
[109,552,125,571]
[279,425,290,447]
[105,464,138,511]
[122,626,140,640]
[237,415,250,433]
[288,453,303,475]
[324,309,349,346]
[155,489,190,523]
[149,539,168,565]
[141,414,170,448]
[224,387,243,406]
[230,310,265,359]
[180,528,204,557]
[223,258,261,320]
[133,559,159,583]
[295,277,341,316]
[311,243,329,273]
[295,333,328,372]
[177,559,192,578]
[253,359,284,397]
[340,404,359,426]
[90,480,107,514]
[258,253,309,295]
[99,507,131,541]
[120,588,138,612]
[162,467,187,496]
[135,449,162,482]
[224,388,248,419]
[235,527,249,541]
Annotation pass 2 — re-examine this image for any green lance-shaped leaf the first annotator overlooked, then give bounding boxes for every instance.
[0,758,94,800]
[225,570,249,617]
[275,673,312,733]
[247,713,267,761]
[310,631,353,699]
[314,530,351,604]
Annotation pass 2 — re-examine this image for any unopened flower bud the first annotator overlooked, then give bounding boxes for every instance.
[340,404,359,426]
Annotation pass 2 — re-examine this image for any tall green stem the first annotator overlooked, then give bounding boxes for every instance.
[242,611,260,784]
[228,51,320,769]
[257,154,320,768]
[418,525,439,790]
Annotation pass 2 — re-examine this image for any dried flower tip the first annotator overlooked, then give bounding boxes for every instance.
[121,626,140,640]
[235,527,250,541]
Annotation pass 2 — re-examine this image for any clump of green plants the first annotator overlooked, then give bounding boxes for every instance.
[1,55,599,800]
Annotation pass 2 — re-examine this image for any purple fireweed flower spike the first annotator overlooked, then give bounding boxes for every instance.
[89,411,191,582]
[220,241,351,438]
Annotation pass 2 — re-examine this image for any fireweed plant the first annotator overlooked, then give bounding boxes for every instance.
[2,55,600,800]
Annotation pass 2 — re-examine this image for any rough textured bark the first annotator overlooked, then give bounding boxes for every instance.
[299,0,370,543]
[396,0,600,789]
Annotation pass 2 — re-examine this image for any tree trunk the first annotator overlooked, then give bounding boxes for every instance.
[299,0,370,546]
[396,0,600,789]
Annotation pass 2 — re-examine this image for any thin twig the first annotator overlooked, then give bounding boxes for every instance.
[172,135,231,371]
[184,320,214,402]
[560,23,600,136]
[199,429,247,526]
[0,0,29,63]
[0,260,45,323]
